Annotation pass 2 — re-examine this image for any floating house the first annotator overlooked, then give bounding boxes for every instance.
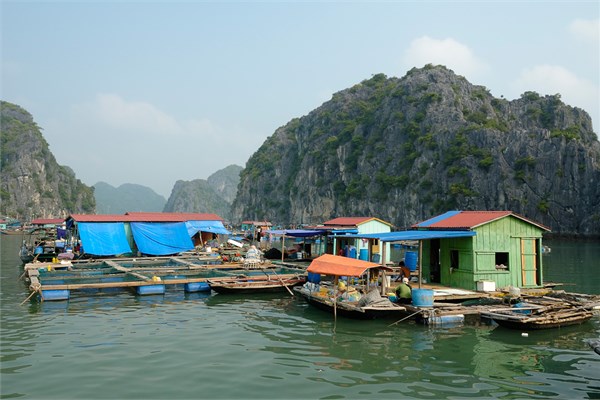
[347,211,551,292]
[31,218,66,229]
[66,212,230,258]
[321,217,393,263]
[414,211,550,291]
[239,220,273,245]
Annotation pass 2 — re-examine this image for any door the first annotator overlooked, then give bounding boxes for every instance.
[520,238,538,287]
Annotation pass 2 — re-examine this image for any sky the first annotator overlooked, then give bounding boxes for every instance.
[2,1,598,199]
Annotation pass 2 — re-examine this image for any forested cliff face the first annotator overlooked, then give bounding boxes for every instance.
[1,101,95,220]
[231,65,600,236]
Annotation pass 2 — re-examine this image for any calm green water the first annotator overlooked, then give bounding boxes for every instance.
[1,235,599,399]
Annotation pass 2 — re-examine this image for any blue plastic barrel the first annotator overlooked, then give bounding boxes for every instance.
[412,288,434,307]
[405,251,418,271]
[359,248,369,261]
[427,314,464,326]
[307,272,321,284]
[348,247,357,259]
[136,284,166,295]
[184,282,211,292]
[41,289,70,301]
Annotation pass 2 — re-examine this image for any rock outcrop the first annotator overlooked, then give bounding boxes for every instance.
[231,65,600,236]
[1,101,95,220]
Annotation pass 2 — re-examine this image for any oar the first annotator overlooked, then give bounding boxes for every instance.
[262,266,294,297]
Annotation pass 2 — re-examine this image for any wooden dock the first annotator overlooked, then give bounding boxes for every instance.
[21,255,306,302]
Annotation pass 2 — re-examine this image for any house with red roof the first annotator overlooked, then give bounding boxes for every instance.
[413,210,550,291]
[65,212,229,258]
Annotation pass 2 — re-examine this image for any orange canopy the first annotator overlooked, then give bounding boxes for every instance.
[307,254,388,277]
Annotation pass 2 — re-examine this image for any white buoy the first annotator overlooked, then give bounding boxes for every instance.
[522,332,529,337]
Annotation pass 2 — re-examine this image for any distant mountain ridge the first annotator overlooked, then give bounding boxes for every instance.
[94,165,242,218]
[163,165,242,220]
[93,182,167,214]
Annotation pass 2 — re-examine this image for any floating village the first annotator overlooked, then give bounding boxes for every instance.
[7,210,600,344]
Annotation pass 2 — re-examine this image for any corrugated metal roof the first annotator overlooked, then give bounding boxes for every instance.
[323,217,391,227]
[343,230,477,241]
[413,211,550,231]
[31,218,65,225]
[125,212,223,221]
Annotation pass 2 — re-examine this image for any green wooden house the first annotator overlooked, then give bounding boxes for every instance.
[415,211,551,291]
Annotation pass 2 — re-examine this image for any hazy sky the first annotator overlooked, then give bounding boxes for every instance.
[2,1,598,198]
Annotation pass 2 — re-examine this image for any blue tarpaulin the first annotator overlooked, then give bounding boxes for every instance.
[415,211,462,227]
[78,222,132,256]
[185,220,230,236]
[131,222,194,256]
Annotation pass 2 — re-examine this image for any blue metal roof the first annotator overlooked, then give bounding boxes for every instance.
[266,229,327,238]
[415,210,462,227]
[342,230,476,242]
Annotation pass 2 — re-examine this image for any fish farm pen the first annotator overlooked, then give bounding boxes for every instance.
[21,255,307,302]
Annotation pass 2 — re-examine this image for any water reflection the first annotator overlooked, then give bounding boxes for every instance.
[3,234,600,399]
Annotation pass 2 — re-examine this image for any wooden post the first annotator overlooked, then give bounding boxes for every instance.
[418,240,423,289]
[334,276,338,321]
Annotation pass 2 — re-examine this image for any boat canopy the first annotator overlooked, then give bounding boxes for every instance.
[131,222,194,256]
[186,220,230,236]
[307,254,391,277]
[342,230,476,242]
[78,222,132,256]
[266,229,327,237]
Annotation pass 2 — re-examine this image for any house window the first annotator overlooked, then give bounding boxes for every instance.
[450,250,459,269]
[495,252,509,270]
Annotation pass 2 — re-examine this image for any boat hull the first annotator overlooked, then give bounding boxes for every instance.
[209,277,305,294]
[481,307,595,330]
[295,287,406,320]
[490,313,594,330]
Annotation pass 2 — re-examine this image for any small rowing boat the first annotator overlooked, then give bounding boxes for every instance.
[207,275,306,295]
[481,301,595,330]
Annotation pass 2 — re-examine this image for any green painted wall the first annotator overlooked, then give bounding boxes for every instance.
[421,216,546,291]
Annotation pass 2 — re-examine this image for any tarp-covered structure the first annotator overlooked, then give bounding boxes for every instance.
[131,222,194,256]
[66,212,228,257]
[77,222,132,256]
[186,220,230,236]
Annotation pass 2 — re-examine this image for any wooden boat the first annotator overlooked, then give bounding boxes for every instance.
[208,275,306,294]
[481,303,595,330]
[19,227,68,264]
[294,254,406,320]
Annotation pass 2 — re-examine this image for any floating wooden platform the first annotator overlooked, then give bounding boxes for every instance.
[21,255,306,302]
